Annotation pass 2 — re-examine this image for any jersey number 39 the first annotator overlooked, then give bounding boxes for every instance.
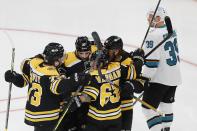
[164,38,180,66]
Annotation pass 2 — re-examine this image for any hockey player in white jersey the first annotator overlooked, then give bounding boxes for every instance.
[141,7,182,131]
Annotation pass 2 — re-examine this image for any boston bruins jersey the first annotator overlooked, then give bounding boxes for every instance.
[118,51,136,112]
[82,62,135,125]
[63,51,90,76]
[19,55,62,126]
[63,45,97,76]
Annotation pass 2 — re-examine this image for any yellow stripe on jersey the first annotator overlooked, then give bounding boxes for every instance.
[121,57,133,67]
[82,86,99,101]
[121,106,133,111]
[129,64,136,80]
[50,78,62,95]
[84,86,99,93]
[64,52,81,67]
[88,112,121,121]
[89,105,120,114]
[22,74,28,87]
[25,115,59,122]
[25,109,60,115]
[83,91,97,101]
[121,99,133,104]
[121,99,134,111]
[29,58,59,76]
[25,109,60,122]
[88,106,121,121]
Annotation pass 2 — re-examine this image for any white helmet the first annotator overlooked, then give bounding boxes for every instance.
[147,7,167,21]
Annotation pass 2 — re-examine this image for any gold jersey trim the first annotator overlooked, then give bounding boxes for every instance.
[82,86,99,100]
[88,106,121,121]
[89,105,121,114]
[25,109,60,122]
[25,109,60,115]
[50,78,61,95]
[25,116,59,122]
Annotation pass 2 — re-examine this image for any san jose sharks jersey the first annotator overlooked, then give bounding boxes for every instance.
[142,26,182,86]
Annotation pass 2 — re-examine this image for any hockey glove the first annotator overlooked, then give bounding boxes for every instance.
[121,81,134,98]
[4,70,25,87]
[130,48,145,76]
[68,95,82,113]
[74,72,91,86]
[5,70,19,83]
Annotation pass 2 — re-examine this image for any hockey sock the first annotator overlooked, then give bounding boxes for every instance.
[159,102,173,130]
[142,106,162,131]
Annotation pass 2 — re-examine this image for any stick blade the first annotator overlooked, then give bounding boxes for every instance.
[165,16,173,34]
[91,31,102,50]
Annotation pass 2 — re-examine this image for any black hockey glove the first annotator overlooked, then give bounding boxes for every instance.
[130,48,145,76]
[74,72,91,86]
[121,81,134,98]
[68,95,82,113]
[4,70,19,83]
[4,70,25,87]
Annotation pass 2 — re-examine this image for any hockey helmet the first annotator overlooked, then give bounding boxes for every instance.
[147,6,167,21]
[75,36,91,52]
[104,36,123,50]
[43,42,64,65]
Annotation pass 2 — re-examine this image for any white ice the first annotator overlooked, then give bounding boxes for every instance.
[0,0,197,131]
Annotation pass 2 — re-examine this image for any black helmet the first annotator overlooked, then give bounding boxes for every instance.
[75,36,91,52]
[43,42,64,64]
[104,36,123,50]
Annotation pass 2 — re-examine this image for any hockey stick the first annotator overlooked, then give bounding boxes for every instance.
[4,31,15,131]
[53,85,83,131]
[91,32,164,115]
[141,0,162,48]
[132,16,173,107]
[53,68,91,131]
[145,16,173,58]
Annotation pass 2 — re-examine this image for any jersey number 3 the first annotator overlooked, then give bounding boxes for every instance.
[164,38,180,66]
[28,83,42,107]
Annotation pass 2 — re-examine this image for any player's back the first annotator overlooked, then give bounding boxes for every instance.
[83,62,122,125]
[21,56,62,126]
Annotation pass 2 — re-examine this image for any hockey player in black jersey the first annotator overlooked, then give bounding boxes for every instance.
[4,43,85,131]
[55,36,96,131]
[77,51,133,131]
[104,35,147,131]
[62,36,97,76]
[73,47,142,131]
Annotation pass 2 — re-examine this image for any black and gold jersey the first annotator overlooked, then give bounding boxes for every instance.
[82,62,135,124]
[63,51,89,76]
[118,50,136,111]
[19,55,62,126]
[63,45,97,76]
